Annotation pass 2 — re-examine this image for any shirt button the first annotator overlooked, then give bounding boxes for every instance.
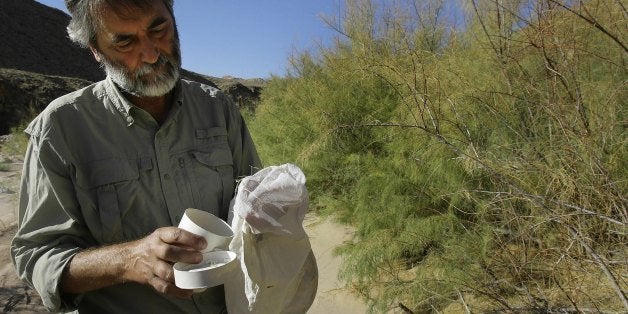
[164,174,170,180]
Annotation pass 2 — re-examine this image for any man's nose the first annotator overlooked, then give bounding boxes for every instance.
[139,37,160,64]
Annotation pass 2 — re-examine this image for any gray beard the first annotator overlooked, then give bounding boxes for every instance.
[97,46,181,97]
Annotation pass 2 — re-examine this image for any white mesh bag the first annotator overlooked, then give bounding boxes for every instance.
[225,164,318,313]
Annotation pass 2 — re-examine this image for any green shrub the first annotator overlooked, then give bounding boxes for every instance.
[250,0,627,311]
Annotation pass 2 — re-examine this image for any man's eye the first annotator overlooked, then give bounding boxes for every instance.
[151,27,167,37]
[115,40,133,50]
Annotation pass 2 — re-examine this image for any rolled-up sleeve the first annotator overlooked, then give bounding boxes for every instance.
[11,120,93,312]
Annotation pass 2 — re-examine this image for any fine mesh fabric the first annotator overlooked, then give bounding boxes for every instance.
[232,163,308,239]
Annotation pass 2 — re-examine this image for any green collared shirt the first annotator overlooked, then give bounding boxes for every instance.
[11,76,262,313]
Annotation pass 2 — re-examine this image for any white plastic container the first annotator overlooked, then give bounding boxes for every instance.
[174,250,238,289]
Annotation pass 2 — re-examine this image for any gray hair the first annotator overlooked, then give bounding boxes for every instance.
[65,0,174,48]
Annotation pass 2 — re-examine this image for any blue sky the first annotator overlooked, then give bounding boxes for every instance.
[35,0,341,79]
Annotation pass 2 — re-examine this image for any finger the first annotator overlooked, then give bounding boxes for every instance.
[153,260,176,283]
[157,227,207,251]
[170,286,195,299]
[260,203,287,219]
[157,244,203,264]
[148,275,194,299]
[244,213,273,232]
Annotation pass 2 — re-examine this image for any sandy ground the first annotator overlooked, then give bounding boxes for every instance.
[305,214,367,314]
[0,157,367,313]
[0,159,47,312]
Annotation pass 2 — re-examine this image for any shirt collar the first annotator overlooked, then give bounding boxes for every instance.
[104,76,183,126]
[173,79,184,106]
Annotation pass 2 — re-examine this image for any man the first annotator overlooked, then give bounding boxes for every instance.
[11,0,261,312]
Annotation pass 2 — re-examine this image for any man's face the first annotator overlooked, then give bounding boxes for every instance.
[91,0,180,97]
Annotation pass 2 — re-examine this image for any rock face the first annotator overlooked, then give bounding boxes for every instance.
[219,82,262,112]
[0,0,263,134]
[0,0,104,82]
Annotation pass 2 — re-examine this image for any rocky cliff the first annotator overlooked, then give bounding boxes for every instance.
[0,0,103,82]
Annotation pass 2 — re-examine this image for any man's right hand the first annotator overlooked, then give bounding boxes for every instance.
[61,227,207,299]
[124,227,207,298]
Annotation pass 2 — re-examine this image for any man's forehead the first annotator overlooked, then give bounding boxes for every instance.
[97,0,170,34]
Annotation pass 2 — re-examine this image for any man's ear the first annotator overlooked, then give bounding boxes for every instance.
[89,45,102,62]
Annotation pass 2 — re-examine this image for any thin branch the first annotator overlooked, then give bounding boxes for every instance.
[457,289,472,314]
[469,190,627,227]
[567,226,628,310]
[471,0,502,60]
[548,0,628,53]
[398,302,415,314]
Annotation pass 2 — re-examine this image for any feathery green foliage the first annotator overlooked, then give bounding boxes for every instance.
[249,0,626,311]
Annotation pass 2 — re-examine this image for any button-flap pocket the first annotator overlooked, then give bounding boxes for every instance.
[76,158,139,189]
[195,127,227,139]
[192,150,233,167]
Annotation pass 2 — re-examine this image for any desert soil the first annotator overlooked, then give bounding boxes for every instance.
[0,157,47,313]
[0,154,366,313]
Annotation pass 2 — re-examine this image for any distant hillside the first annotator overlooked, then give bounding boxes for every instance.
[0,68,92,134]
[0,0,264,134]
[0,0,103,82]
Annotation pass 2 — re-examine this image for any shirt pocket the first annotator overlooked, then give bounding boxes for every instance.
[195,127,229,148]
[183,148,234,219]
[75,158,139,244]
